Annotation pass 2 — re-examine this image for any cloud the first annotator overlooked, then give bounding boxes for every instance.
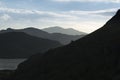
[0,14,11,21]
[67,8,118,17]
[0,7,35,14]
[0,7,118,33]
[0,2,2,6]
[0,7,117,21]
[0,7,76,19]
[0,7,117,18]
[52,0,120,3]
[0,1,6,7]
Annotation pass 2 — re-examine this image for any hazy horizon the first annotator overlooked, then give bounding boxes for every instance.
[0,0,120,33]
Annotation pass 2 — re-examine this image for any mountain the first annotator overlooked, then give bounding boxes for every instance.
[12,10,120,80]
[0,28,14,33]
[0,32,62,58]
[22,28,85,44]
[0,27,85,45]
[42,26,86,35]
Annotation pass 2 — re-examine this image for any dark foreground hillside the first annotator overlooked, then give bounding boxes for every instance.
[0,32,62,58]
[0,70,14,80]
[11,10,120,80]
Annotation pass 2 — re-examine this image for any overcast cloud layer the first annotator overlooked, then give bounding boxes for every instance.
[52,0,120,3]
[0,0,119,33]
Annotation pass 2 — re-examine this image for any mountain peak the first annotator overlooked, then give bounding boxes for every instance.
[107,9,120,23]
[115,9,120,16]
[95,9,120,31]
[7,28,13,30]
[77,9,120,42]
[43,26,86,35]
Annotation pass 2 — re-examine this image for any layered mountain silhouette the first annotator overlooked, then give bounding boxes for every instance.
[0,32,61,58]
[42,26,86,35]
[12,10,120,80]
[0,27,85,44]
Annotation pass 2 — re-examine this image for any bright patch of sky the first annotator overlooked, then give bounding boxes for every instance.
[0,0,120,33]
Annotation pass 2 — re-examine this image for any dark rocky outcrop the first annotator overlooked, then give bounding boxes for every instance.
[0,32,62,58]
[12,10,120,80]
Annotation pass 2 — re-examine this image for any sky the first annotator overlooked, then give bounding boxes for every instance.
[0,0,120,33]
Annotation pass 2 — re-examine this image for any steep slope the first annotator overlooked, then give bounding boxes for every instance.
[12,10,120,80]
[0,28,85,44]
[21,28,85,44]
[42,26,86,35]
[0,32,62,58]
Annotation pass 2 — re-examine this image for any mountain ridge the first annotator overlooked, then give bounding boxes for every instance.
[0,32,62,58]
[12,9,120,80]
[42,26,86,35]
[0,27,86,44]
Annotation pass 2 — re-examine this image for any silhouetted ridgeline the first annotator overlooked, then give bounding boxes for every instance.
[0,27,85,45]
[42,26,86,35]
[0,32,62,58]
[11,10,120,80]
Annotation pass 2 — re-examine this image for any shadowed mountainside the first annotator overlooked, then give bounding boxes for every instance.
[0,27,86,45]
[12,9,120,80]
[0,32,62,58]
[42,26,86,35]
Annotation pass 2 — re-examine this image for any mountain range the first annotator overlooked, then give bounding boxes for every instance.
[42,26,86,35]
[0,32,61,58]
[0,27,86,44]
[12,10,120,80]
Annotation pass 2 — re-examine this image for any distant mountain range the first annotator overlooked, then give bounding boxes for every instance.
[12,10,120,80]
[0,27,86,44]
[0,32,61,58]
[0,27,86,58]
[42,26,86,35]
